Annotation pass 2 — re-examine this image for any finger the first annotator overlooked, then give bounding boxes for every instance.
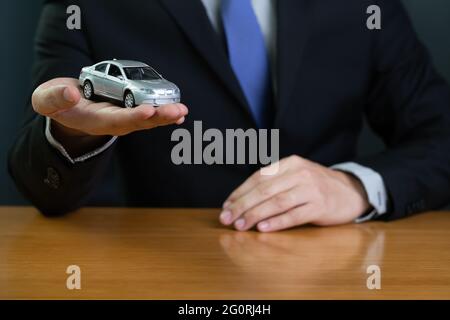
[223,156,308,207]
[100,104,159,135]
[177,103,189,114]
[223,159,292,208]
[220,170,306,226]
[175,116,186,125]
[132,103,188,131]
[148,103,188,126]
[223,170,275,208]
[256,204,315,232]
[85,103,188,136]
[32,84,81,115]
[233,184,312,231]
[61,103,153,136]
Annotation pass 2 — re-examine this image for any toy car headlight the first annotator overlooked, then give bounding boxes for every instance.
[153,89,166,95]
[140,88,154,94]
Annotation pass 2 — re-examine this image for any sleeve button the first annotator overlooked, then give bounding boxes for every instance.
[44,167,60,189]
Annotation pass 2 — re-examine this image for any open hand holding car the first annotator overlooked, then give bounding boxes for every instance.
[31,70,187,157]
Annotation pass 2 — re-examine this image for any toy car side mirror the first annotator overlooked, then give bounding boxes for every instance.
[117,75,125,81]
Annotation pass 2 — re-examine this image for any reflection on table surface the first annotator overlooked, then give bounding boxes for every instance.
[0,206,449,299]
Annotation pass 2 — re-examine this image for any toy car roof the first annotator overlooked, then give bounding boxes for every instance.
[100,60,150,68]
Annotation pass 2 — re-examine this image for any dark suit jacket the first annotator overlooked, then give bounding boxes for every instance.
[8,0,450,219]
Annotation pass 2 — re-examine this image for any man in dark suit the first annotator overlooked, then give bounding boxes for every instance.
[8,0,450,232]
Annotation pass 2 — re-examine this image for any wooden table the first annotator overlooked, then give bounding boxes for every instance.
[0,206,449,299]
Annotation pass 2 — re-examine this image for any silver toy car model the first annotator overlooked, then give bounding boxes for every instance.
[79,59,180,108]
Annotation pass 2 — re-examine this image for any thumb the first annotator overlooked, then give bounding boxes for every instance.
[32,84,81,115]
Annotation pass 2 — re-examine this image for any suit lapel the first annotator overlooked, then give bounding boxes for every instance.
[158,0,254,123]
[275,0,315,123]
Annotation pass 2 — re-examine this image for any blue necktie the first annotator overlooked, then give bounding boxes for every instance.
[221,0,273,128]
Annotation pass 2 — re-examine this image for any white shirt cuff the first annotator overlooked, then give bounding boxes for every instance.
[331,162,389,223]
[45,116,117,164]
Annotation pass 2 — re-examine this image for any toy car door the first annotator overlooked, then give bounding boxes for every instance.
[104,64,126,99]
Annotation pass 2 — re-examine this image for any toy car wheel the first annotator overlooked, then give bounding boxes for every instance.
[83,81,94,99]
[124,91,135,108]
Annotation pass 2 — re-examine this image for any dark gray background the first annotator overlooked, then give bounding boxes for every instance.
[1,0,449,205]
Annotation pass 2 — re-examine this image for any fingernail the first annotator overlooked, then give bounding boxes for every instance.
[220,210,232,224]
[177,117,185,125]
[235,218,245,230]
[222,200,230,209]
[258,221,270,231]
[63,87,74,102]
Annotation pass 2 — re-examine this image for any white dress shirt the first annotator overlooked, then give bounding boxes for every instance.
[45,0,388,222]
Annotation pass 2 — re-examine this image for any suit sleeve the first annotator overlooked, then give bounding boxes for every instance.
[357,0,450,220]
[8,0,115,216]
